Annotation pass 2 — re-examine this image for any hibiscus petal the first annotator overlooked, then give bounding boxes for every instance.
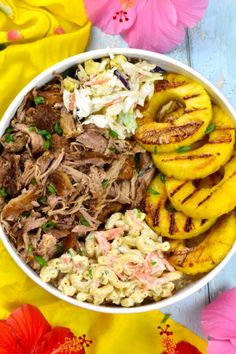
[84,0,147,34]
[0,321,19,354]
[201,288,236,340]
[6,304,51,353]
[170,0,209,28]
[207,339,236,354]
[122,0,185,53]
[34,327,74,354]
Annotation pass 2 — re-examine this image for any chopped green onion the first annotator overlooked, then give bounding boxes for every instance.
[31,178,37,185]
[0,187,8,198]
[109,146,117,153]
[37,196,48,205]
[147,188,160,195]
[161,313,171,323]
[57,243,63,255]
[176,146,192,153]
[79,217,90,227]
[108,128,118,138]
[5,134,14,143]
[154,146,158,154]
[205,123,216,135]
[53,122,63,135]
[5,127,13,133]
[78,249,84,256]
[35,255,48,266]
[38,129,51,140]
[160,173,166,183]
[28,244,33,254]
[42,220,56,231]
[34,96,45,105]
[151,261,157,266]
[136,208,143,219]
[47,184,57,195]
[29,126,36,132]
[88,267,93,279]
[101,179,109,188]
[43,140,50,150]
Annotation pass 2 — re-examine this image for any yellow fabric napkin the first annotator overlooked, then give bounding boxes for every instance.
[0,0,91,118]
[0,242,207,353]
[0,1,207,352]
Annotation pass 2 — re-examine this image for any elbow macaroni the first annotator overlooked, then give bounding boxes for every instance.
[40,209,183,307]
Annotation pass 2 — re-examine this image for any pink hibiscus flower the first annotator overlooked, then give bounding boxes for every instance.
[84,0,208,53]
[201,288,236,354]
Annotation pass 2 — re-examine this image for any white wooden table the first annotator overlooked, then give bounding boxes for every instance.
[87,0,236,337]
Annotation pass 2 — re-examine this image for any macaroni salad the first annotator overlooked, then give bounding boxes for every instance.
[40,209,182,307]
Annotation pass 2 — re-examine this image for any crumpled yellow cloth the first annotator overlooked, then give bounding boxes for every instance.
[0,1,207,352]
[0,243,207,353]
[0,0,91,118]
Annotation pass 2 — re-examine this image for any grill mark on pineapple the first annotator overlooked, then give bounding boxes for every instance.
[181,189,199,204]
[169,213,176,235]
[150,201,161,227]
[154,80,184,92]
[183,107,207,114]
[184,217,193,232]
[170,182,187,197]
[183,94,200,100]
[214,127,235,131]
[161,153,213,162]
[208,137,233,144]
[138,122,202,145]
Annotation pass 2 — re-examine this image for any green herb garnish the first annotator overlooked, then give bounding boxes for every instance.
[88,267,93,279]
[5,127,13,133]
[79,217,90,227]
[160,173,166,183]
[31,178,37,185]
[28,244,33,254]
[161,313,171,323]
[22,210,31,217]
[43,140,50,150]
[101,179,109,188]
[53,122,63,135]
[34,96,45,105]
[34,255,48,266]
[136,208,143,219]
[42,220,56,231]
[5,134,14,143]
[154,146,158,154]
[151,261,157,266]
[147,188,160,195]
[57,243,63,255]
[38,129,51,140]
[47,184,57,195]
[108,128,118,138]
[37,196,48,205]
[78,249,84,256]
[109,147,117,153]
[29,126,36,132]
[176,146,192,153]
[0,187,8,198]
[205,123,216,135]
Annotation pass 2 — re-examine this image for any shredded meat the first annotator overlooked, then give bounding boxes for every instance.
[0,85,155,268]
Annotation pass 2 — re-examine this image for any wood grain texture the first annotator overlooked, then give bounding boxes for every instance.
[86,2,236,335]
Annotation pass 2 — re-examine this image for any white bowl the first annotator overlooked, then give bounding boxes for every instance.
[1,48,236,314]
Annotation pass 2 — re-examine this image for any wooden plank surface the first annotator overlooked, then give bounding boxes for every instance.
[87,1,236,335]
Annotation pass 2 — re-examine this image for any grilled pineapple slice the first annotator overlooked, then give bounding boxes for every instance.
[135,73,212,153]
[165,153,236,219]
[167,213,236,275]
[145,175,216,239]
[152,106,235,179]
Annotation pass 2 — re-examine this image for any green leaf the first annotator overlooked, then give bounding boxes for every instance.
[108,128,118,138]
[31,178,37,185]
[101,179,109,188]
[205,123,216,135]
[176,146,192,153]
[151,261,157,266]
[37,196,48,205]
[53,122,63,135]
[147,188,160,195]
[38,129,51,140]
[88,267,93,279]
[160,173,166,183]
[43,140,50,150]
[161,313,171,323]
[5,127,13,133]
[34,96,45,105]
[47,184,57,195]
[0,187,8,198]
[35,255,48,267]
[79,217,90,227]
[29,126,36,132]
[42,220,56,231]
[5,134,14,143]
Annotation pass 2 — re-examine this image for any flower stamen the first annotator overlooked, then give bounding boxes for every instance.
[113,10,129,22]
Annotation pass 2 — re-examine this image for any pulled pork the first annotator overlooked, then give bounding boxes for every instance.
[0,83,155,269]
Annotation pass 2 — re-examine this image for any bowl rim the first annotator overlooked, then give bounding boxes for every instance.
[1,47,236,314]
